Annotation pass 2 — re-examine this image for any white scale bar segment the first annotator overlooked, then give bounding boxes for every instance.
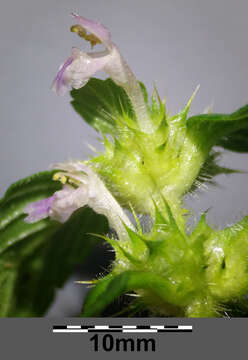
[123,329,158,333]
[122,326,137,329]
[67,326,81,329]
[94,326,110,329]
[150,326,165,329]
[178,326,192,330]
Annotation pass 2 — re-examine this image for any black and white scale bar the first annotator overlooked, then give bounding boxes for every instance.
[53,325,193,333]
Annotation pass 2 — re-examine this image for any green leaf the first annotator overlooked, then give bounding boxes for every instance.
[0,216,54,255]
[187,104,248,150]
[4,244,45,317]
[216,129,248,153]
[0,171,61,316]
[82,270,170,317]
[0,256,17,316]
[0,171,109,316]
[26,207,108,316]
[70,78,135,135]
[11,207,108,316]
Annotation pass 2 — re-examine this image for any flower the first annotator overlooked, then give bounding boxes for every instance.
[24,162,133,237]
[52,13,153,133]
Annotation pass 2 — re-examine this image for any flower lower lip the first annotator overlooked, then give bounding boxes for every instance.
[53,56,74,93]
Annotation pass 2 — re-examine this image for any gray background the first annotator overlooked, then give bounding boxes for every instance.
[1,0,248,314]
[0,318,246,360]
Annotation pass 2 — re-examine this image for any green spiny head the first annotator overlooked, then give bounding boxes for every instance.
[89,85,203,218]
[99,200,219,317]
[83,203,248,318]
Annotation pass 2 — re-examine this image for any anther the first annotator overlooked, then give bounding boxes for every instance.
[53,173,67,184]
[70,24,101,48]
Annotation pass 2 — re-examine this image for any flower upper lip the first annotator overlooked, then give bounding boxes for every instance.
[71,12,112,49]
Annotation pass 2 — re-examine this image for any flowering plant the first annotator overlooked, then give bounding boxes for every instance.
[1,14,248,317]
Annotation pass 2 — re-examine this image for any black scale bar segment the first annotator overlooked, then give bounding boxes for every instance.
[80,326,94,329]
[53,326,67,330]
[136,325,150,329]
[108,325,123,328]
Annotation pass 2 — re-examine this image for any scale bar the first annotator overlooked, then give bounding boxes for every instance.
[53,325,193,333]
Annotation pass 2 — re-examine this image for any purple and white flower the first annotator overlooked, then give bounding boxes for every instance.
[52,13,153,133]
[24,162,133,237]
